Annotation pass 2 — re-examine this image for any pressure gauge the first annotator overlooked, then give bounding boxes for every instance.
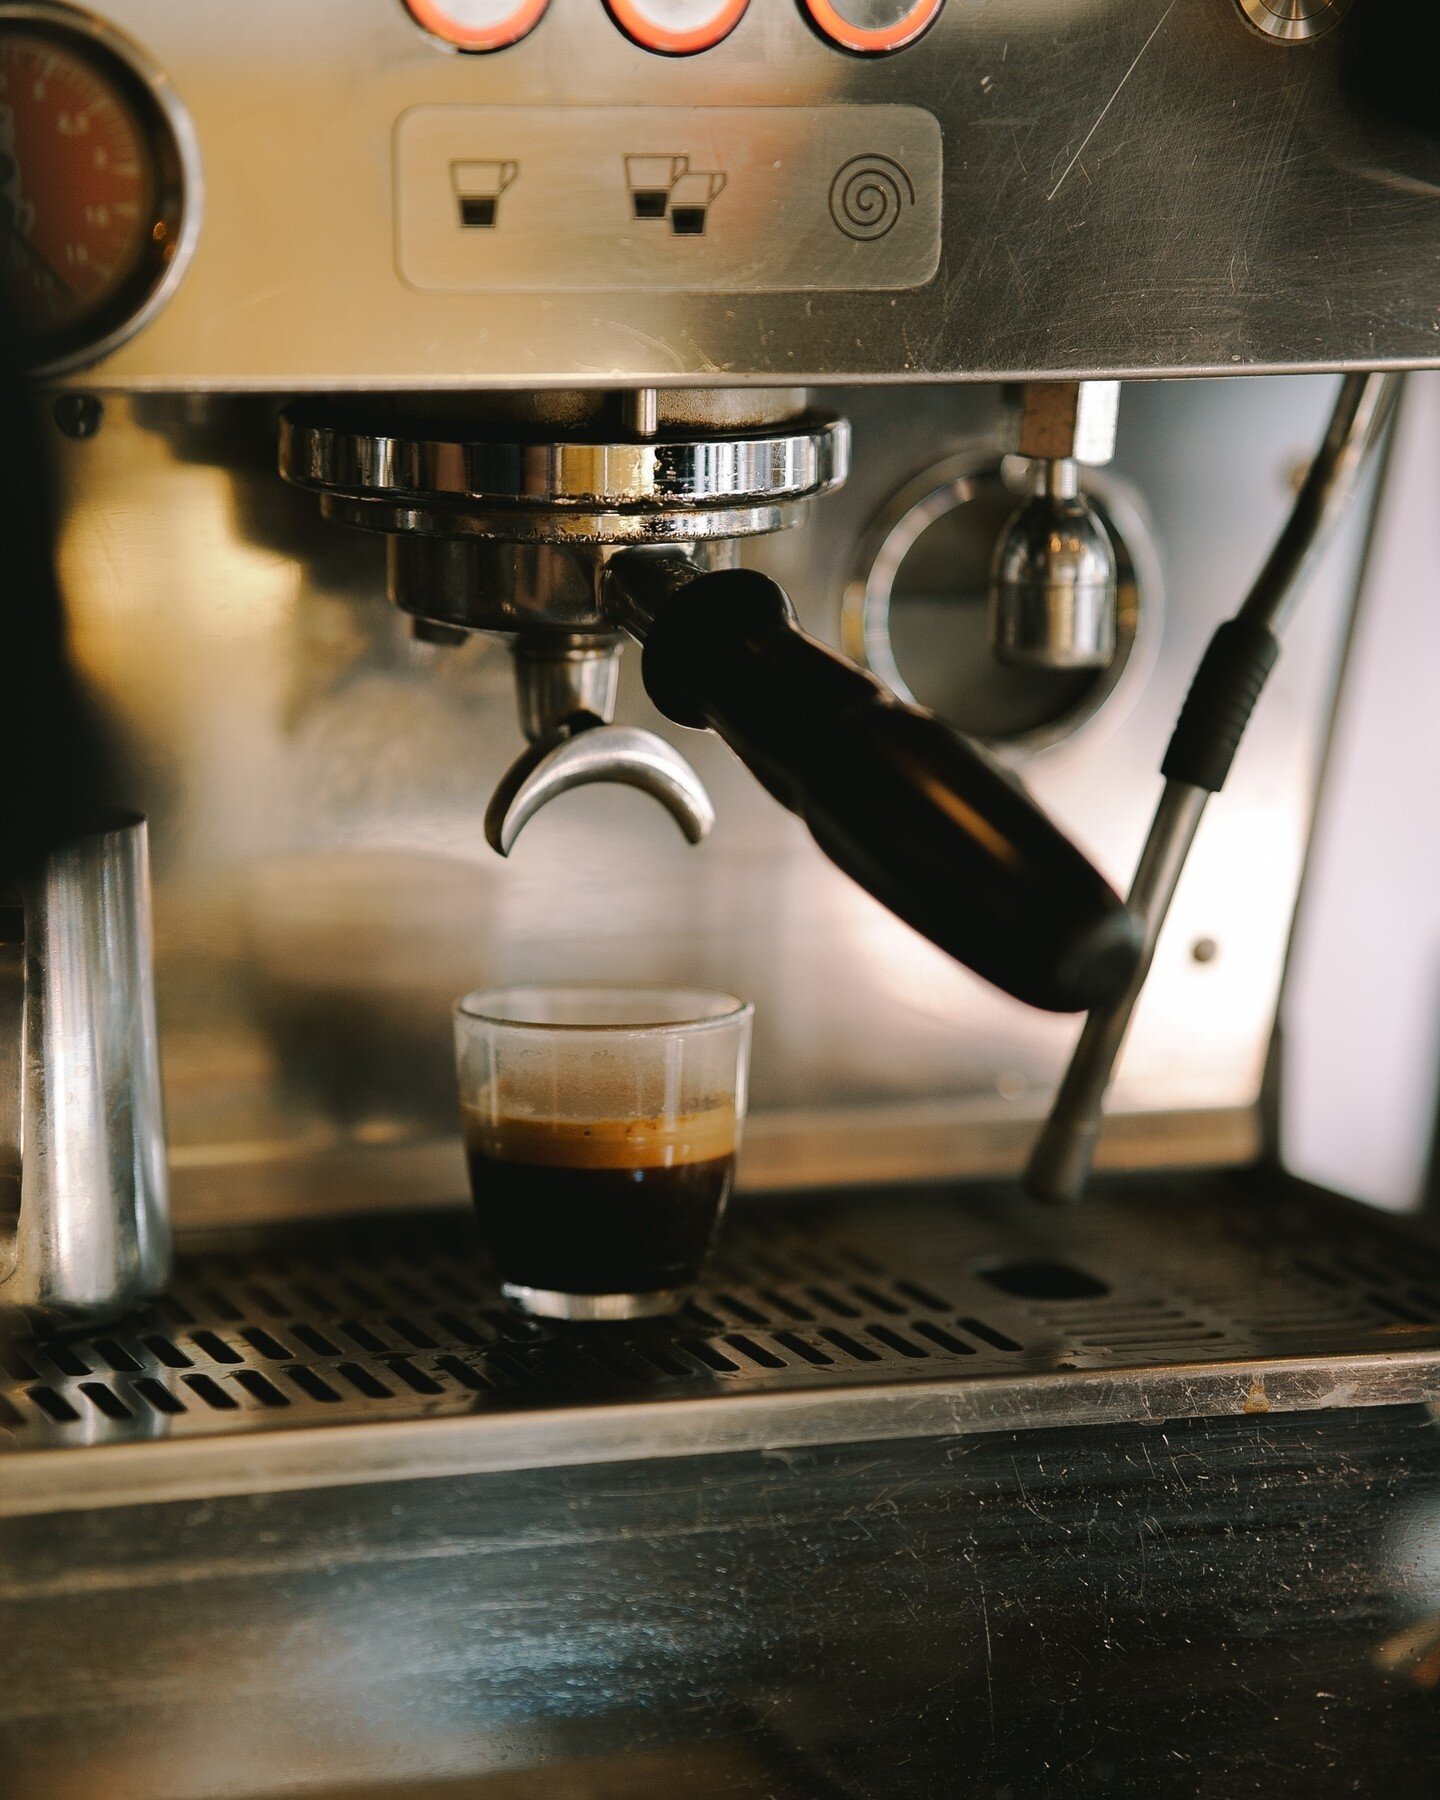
[0,3,198,372]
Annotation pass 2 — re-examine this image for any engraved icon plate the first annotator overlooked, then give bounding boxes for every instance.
[396,105,942,293]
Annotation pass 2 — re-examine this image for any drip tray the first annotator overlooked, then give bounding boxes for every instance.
[4,1170,1440,1515]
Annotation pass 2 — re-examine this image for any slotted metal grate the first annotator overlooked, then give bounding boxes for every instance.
[4,1172,1440,1460]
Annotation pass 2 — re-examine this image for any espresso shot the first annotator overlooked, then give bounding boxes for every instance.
[462,1107,736,1304]
[454,986,753,1321]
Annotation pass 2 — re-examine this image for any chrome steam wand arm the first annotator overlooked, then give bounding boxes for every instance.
[1026,370,1403,1204]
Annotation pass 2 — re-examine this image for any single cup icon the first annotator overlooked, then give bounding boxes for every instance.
[451,159,519,229]
[625,154,689,220]
[666,170,726,237]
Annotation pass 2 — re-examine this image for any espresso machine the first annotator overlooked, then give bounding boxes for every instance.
[3,0,1440,1793]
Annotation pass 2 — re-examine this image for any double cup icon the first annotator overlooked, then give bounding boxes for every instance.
[451,159,520,229]
[624,155,727,237]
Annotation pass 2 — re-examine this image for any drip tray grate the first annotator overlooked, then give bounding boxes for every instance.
[4,1170,1440,1501]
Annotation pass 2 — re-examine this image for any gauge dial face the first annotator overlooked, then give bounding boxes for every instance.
[0,18,185,365]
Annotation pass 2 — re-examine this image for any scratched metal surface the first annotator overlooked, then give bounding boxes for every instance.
[5,1170,1440,1523]
[3,1405,1439,1798]
[51,376,1373,1216]
[59,0,1440,387]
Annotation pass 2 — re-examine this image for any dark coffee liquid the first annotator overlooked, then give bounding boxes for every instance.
[463,1109,736,1297]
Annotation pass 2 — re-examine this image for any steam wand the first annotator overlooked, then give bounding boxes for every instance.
[1025,370,1402,1204]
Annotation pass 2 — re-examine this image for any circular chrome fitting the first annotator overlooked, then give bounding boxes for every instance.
[1235,0,1353,41]
[279,403,849,545]
[842,455,1160,755]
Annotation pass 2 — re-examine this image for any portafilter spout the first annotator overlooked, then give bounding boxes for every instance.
[484,632,714,855]
[378,521,718,853]
[278,394,844,854]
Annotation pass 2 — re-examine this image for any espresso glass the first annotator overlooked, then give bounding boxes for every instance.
[454,986,753,1322]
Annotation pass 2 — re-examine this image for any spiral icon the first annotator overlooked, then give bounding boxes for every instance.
[828,154,915,243]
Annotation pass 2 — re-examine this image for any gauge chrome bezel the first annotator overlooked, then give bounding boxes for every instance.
[0,0,202,374]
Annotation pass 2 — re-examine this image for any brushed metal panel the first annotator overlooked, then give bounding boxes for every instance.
[396,105,942,292]
[47,376,1371,1213]
[43,0,1440,388]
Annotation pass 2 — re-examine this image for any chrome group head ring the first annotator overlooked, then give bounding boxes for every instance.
[279,405,850,545]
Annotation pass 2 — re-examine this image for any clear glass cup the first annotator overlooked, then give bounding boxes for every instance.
[454,985,753,1322]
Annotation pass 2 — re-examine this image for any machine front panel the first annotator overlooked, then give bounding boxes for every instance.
[24,0,1440,388]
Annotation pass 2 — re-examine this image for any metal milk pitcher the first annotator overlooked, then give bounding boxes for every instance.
[0,813,170,1325]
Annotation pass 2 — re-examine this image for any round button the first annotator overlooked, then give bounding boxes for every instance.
[404,0,550,52]
[801,0,942,54]
[605,0,750,55]
[1235,0,1353,40]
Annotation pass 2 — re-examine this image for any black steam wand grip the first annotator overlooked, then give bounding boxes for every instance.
[607,559,1140,1014]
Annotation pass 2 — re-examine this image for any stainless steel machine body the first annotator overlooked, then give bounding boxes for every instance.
[47,375,1382,1216]
[37,0,1440,388]
[6,1,1440,1794]
[20,0,1438,1209]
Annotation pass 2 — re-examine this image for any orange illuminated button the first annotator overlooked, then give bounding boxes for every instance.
[801,0,942,54]
[605,0,750,55]
[404,0,550,51]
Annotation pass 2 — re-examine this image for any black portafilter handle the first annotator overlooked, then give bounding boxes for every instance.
[618,563,1141,1014]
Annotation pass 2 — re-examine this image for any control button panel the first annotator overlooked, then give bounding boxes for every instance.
[396,106,941,293]
[604,0,750,54]
[800,0,943,54]
[403,0,550,52]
